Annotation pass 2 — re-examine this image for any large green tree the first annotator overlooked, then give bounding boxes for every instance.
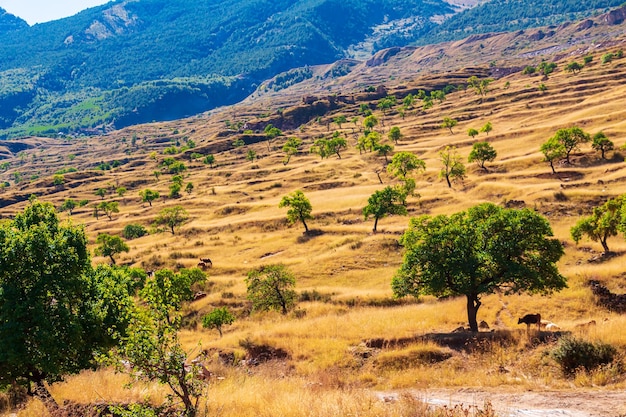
[552,126,590,164]
[279,190,313,233]
[468,141,497,171]
[592,132,614,160]
[0,200,133,411]
[392,203,566,332]
[140,189,160,207]
[540,137,566,174]
[246,264,297,315]
[95,233,130,265]
[439,146,466,188]
[363,186,408,232]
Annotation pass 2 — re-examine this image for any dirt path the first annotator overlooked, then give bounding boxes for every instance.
[376,388,626,417]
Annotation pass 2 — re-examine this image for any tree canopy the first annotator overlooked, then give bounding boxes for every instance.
[363,186,408,232]
[571,196,624,254]
[246,264,297,315]
[393,203,566,332]
[0,200,133,410]
[279,190,313,233]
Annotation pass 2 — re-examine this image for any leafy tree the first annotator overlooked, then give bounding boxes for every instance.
[363,114,379,131]
[431,90,446,103]
[246,264,297,315]
[565,61,583,74]
[246,149,257,162]
[116,186,127,197]
[122,223,148,239]
[376,143,394,162]
[387,151,426,181]
[264,124,283,151]
[393,203,566,332]
[552,126,590,164]
[388,126,403,144]
[203,154,216,168]
[95,188,107,199]
[583,55,594,65]
[59,198,78,215]
[282,136,302,165]
[439,146,466,188]
[202,307,236,337]
[602,53,614,64]
[185,182,194,194]
[140,268,206,323]
[522,65,536,75]
[153,170,161,181]
[154,205,189,234]
[363,186,408,232]
[538,61,557,76]
[232,138,245,151]
[592,132,614,160]
[362,131,381,152]
[540,137,566,174]
[467,76,493,96]
[52,174,64,186]
[480,121,493,136]
[140,189,160,207]
[310,132,347,159]
[403,93,415,109]
[169,182,182,198]
[0,200,133,412]
[333,115,347,129]
[279,190,313,233]
[95,233,130,265]
[467,128,479,138]
[468,142,497,171]
[441,117,457,134]
[168,161,187,175]
[189,152,203,163]
[98,201,120,220]
[571,196,623,254]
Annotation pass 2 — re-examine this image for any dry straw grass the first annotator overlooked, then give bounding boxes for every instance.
[3,38,626,416]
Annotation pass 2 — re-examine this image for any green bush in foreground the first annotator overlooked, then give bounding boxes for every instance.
[552,336,616,375]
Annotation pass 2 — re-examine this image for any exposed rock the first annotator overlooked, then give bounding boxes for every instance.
[588,280,626,313]
[603,6,626,25]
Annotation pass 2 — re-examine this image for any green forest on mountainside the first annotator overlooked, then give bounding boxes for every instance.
[0,0,623,138]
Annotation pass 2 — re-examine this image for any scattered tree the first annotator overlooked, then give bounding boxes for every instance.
[154,205,189,234]
[246,264,297,315]
[59,198,78,215]
[388,126,403,144]
[387,151,426,181]
[480,122,493,136]
[363,114,379,131]
[551,126,590,164]
[246,149,257,162]
[540,137,566,174]
[571,196,623,254]
[439,146,466,188]
[376,143,394,162]
[279,190,313,233]
[282,137,302,165]
[185,182,194,194]
[202,307,236,337]
[333,115,347,129]
[95,233,130,264]
[264,124,283,151]
[468,142,497,171]
[467,76,493,96]
[98,201,120,220]
[95,188,107,199]
[392,203,566,332]
[592,132,614,160]
[203,154,216,168]
[467,128,479,139]
[565,61,583,74]
[441,117,458,134]
[140,189,160,207]
[122,223,148,240]
[363,186,408,232]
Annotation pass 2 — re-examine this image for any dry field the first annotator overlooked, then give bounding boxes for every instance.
[2,39,626,416]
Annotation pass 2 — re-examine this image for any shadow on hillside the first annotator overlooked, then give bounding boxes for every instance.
[364,330,569,352]
[297,229,324,243]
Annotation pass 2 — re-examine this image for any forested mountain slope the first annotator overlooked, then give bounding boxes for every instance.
[0,0,623,138]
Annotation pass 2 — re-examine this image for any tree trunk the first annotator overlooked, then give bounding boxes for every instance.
[445,174,452,188]
[601,238,610,254]
[301,217,309,233]
[549,161,556,174]
[33,379,59,414]
[373,217,379,232]
[466,294,482,332]
[109,255,116,265]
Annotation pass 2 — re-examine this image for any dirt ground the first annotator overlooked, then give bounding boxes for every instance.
[377,388,626,417]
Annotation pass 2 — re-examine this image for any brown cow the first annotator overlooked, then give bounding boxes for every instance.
[518,313,541,331]
[199,258,213,268]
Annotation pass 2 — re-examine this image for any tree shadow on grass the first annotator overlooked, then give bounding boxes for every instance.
[296,229,324,243]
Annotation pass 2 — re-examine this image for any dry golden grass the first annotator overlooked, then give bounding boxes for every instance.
[3,38,626,416]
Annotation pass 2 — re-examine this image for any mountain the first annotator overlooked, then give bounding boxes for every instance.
[0,0,623,139]
[0,8,28,33]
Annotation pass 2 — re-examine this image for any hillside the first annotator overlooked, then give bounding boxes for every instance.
[0,0,624,139]
[2,13,626,415]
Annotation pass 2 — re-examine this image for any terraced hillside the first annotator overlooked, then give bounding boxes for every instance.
[2,37,626,417]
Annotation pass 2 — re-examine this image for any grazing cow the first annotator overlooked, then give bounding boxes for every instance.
[198,262,207,270]
[199,258,213,268]
[518,313,542,331]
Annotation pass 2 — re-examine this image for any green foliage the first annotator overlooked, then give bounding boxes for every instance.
[571,195,623,253]
[246,149,257,162]
[95,188,107,199]
[467,128,479,138]
[246,264,297,315]
[169,182,182,198]
[185,182,194,194]
[388,126,403,144]
[0,200,133,407]
[363,114,379,130]
[583,55,594,65]
[551,126,591,164]
[97,201,120,221]
[441,117,457,134]
[552,337,616,376]
[565,61,583,74]
[279,190,313,233]
[52,174,64,186]
[282,137,302,165]
[140,268,206,321]
[467,76,493,96]
[522,66,536,75]
[154,205,189,234]
[387,151,426,181]
[310,132,347,160]
[203,154,216,167]
[122,223,148,240]
[540,137,566,174]
[139,189,160,207]
[376,143,394,162]
[59,198,78,215]
[592,131,614,159]
[333,115,347,128]
[602,52,615,64]
[202,307,236,337]
[439,146,466,188]
[363,186,408,232]
[538,61,557,76]
[480,122,493,136]
[393,203,566,332]
[116,186,127,197]
[468,142,497,170]
[95,233,130,265]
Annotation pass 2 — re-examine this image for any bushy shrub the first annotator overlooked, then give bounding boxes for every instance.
[552,337,616,375]
[122,223,147,239]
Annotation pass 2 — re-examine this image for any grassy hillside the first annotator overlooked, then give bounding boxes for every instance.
[2,31,626,416]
